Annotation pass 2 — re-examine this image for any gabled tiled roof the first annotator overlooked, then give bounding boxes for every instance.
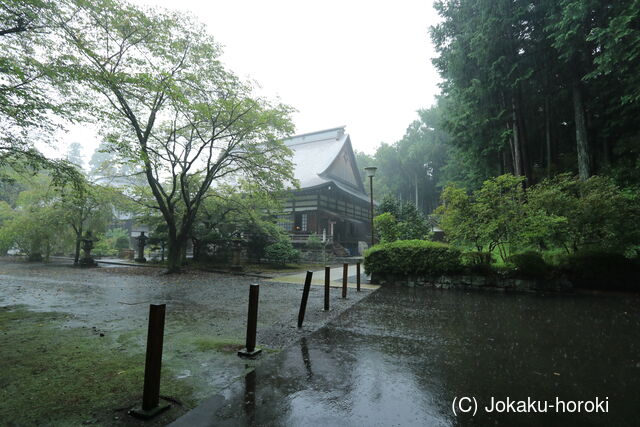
[284,126,368,201]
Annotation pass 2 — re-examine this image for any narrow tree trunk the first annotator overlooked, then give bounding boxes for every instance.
[414,174,418,209]
[515,91,531,183]
[74,226,82,264]
[511,99,523,178]
[545,95,552,177]
[572,81,591,180]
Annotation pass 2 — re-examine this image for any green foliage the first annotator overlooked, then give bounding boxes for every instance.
[364,240,461,277]
[429,0,640,190]
[305,233,324,250]
[187,184,289,263]
[507,251,550,278]
[52,0,296,272]
[561,251,640,291]
[375,197,431,242]
[527,174,640,253]
[0,174,73,259]
[373,212,399,243]
[439,174,535,260]
[93,228,129,257]
[264,238,300,266]
[438,173,639,261]
[460,251,494,266]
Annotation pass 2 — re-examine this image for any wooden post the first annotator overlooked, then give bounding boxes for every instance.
[238,284,262,358]
[129,304,170,419]
[324,266,330,311]
[297,271,313,328]
[342,263,348,298]
[357,262,361,292]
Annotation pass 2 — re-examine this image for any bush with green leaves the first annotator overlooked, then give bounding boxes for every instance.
[375,197,431,242]
[364,239,461,277]
[93,228,130,257]
[527,174,640,254]
[561,251,640,291]
[305,233,324,250]
[438,173,638,260]
[264,238,300,266]
[373,212,399,243]
[506,251,549,278]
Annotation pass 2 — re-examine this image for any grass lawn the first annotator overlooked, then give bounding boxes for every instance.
[0,306,194,426]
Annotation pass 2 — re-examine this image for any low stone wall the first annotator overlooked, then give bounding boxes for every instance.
[372,273,573,292]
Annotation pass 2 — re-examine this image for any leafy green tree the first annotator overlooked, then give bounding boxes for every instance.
[2,175,70,260]
[190,183,288,263]
[528,174,640,253]
[375,197,431,242]
[54,181,115,263]
[56,0,295,272]
[437,185,485,251]
[0,0,84,185]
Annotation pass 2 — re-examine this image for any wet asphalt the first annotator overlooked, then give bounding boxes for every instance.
[172,286,640,427]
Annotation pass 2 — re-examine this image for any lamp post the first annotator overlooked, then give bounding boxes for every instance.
[364,166,377,248]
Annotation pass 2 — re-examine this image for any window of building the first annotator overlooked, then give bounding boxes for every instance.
[277,214,292,231]
[294,213,308,231]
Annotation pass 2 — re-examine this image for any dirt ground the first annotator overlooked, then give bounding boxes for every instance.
[0,257,372,426]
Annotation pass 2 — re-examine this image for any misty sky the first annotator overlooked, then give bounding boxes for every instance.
[59,0,441,165]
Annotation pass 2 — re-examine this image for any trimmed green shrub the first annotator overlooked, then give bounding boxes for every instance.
[364,239,462,277]
[507,251,549,278]
[562,251,640,291]
[264,239,300,266]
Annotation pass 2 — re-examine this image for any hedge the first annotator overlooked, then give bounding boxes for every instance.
[561,251,640,291]
[364,240,462,277]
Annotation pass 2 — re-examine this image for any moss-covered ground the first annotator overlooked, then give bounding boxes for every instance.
[0,306,194,426]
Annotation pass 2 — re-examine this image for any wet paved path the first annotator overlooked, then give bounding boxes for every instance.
[172,286,640,426]
[266,264,380,290]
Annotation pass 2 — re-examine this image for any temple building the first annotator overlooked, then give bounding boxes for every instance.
[278,127,372,256]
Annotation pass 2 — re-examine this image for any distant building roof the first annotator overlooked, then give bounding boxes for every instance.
[284,126,369,202]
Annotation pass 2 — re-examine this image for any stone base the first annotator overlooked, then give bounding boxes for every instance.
[237,347,262,358]
[230,265,244,272]
[128,403,171,419]
[135,257,147,263]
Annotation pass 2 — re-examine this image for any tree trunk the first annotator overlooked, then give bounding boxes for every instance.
[511,99,523,178]
[545,95,552,177]
[414,174,418,209]
[572,81,591,180]
[166,228,182,273]
[74,226,82,264]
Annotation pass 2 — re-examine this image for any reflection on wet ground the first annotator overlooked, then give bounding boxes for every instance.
[173,286,640,426]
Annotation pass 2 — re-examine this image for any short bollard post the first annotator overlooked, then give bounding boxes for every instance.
[324,266,330,311]
[297,271,313,328]
[238,284,262,358]
[129,304,170,419]
[357,262,361,292]
[342,263,348,298]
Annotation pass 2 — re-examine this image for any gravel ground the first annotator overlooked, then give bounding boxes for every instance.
[0,257,373,425]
